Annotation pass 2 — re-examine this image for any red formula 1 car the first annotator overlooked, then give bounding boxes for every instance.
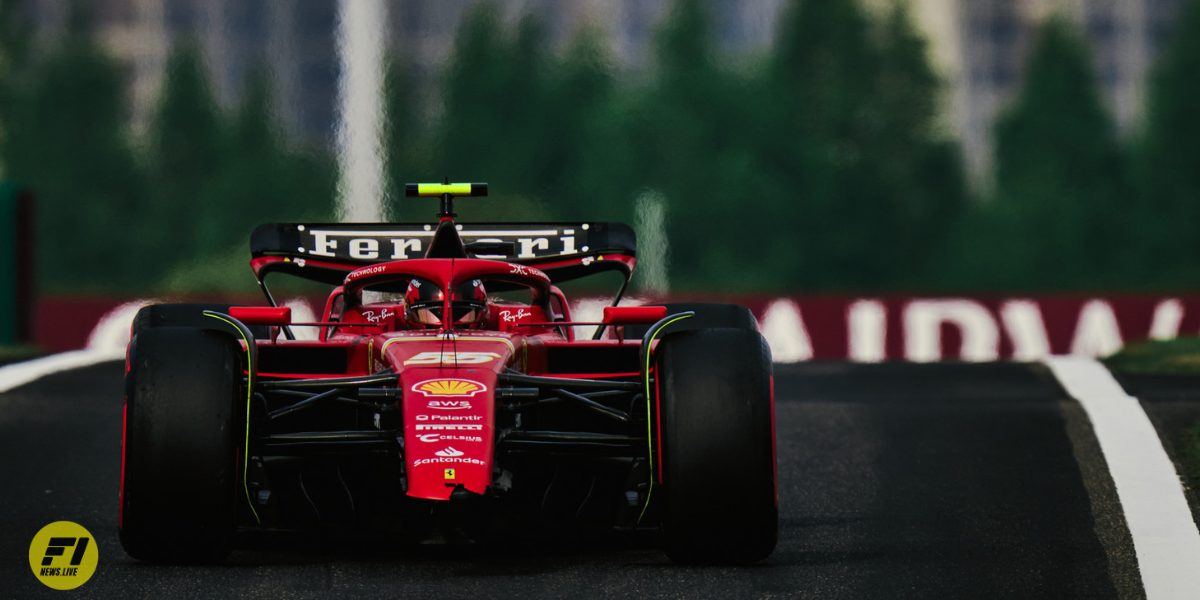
[119,183,776,564]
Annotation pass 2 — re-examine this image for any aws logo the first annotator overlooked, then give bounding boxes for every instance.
[29,522,98,590]
[427,400,471,410]
[412,379,487,398]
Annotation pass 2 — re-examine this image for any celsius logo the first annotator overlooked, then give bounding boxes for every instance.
[418,434,483,443]
[412,379,486,398]
[28,521,98,590]
[435,447,465,457]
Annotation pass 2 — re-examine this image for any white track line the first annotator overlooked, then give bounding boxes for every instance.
[0,349,122,394]
[0,300,152,394]
[1043,356,1200,599]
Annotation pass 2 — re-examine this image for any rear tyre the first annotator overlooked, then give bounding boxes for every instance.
[120,327,244,563]
[656,328,776,564]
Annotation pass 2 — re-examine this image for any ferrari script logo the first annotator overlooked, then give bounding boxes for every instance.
[412,379,487,397]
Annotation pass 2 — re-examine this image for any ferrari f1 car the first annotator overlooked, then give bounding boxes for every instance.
[119,183,776,564]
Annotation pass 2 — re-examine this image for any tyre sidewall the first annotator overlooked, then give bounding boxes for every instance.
[120,326,244,563]
[657,327,777,564]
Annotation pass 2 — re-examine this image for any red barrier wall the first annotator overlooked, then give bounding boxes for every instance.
[34,293,1200,360]
[713,295,1197,361]
[34,294,264,352]
[36,296,134,352]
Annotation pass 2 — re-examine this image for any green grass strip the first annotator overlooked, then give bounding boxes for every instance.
[1181,419,1200,503]
[1104,337,1200,375]
[0,344,43,361]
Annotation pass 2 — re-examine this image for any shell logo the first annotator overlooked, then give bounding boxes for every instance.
[412,379,487,397]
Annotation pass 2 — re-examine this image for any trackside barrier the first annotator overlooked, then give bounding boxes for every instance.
[576,295,1200,362]
[33,293,1200,361]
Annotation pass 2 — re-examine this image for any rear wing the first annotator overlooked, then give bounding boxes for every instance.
[250,222,637,287]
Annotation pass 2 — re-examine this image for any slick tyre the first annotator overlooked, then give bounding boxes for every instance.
[656,328,777,564]
[120,327,244,563]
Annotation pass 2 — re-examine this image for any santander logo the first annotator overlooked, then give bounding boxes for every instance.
[435,447,465,458]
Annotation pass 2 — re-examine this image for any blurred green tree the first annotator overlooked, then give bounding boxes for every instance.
[382,53,427,220]
[156,64,337,292]
[539,28,619,222]
[1135,0,1200,285]
[409,4,619,224]
[871,3,966,289]
[760,0,965,291]
[979,16,1126,289]
[765,0,879,289]
[0,8,152,291]
[424,3,555,220]
[626,0,772,289]
[203,66,336,245]
[0,0,31,176]
[146,41,225,260]
[377,0,967,292]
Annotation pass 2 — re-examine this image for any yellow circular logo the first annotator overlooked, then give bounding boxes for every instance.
[28,521,98,590]
[414,378,484,397]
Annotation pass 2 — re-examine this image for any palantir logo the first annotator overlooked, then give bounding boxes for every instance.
[29,521,98,590]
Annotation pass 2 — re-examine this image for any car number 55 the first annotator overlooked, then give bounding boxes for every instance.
[403,351,501,365]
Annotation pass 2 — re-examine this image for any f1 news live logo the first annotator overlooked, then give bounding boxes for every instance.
[28,521,98,590]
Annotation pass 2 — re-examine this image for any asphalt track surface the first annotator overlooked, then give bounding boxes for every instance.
[0,361,1150,599]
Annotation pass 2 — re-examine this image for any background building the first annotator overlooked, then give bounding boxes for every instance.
[905,0,1183,182]
[24,0,340,142]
